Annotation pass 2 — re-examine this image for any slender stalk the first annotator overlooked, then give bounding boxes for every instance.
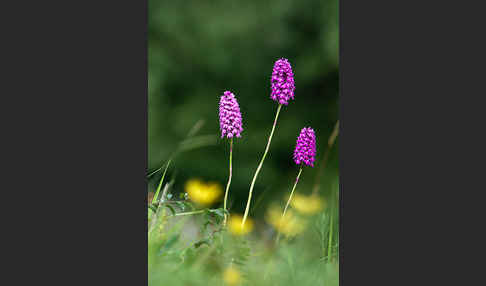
[223,138,233,226]
[327,183,335,262]
[327,210,334,262]
[311,120,339,195]
[282,167,303,220]
[328,120,339,147]
[242,104,283,227]
[276,166,303,244]
[311,148,331,195]
[152,159,172,204]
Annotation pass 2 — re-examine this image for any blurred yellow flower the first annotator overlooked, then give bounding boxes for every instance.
[223,266,241,286]
[290,194,326,215]
[265,205,306,237]
[227,214,253,236]
[185,179,222,206]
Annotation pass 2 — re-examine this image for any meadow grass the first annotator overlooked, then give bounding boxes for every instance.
[148,199,339,286]
[148,126,339,286]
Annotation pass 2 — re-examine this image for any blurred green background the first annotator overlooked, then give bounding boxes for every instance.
[148,0,339,216]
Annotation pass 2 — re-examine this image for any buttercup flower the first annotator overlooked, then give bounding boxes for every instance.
[185,179,222,206]
[219,91,243,138]
[266,205,306,237]
[293,127,316,167]
[223,266,241,286]
[291,194,325,215]
[227,214,253,236]
[270,58,295,105]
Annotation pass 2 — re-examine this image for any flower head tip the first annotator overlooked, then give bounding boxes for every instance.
[293,127,316,167]
[219,91,243,139]
[270,58,295,105]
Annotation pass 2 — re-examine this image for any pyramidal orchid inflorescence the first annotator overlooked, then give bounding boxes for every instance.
[219,91,243,139]
[270,58,295,105]
[277,127,317,244]
[293,127,316,167]
[242,58,296,228]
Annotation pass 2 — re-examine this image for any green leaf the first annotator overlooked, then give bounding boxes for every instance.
[207,208,225,224]
[208,208,225,217]
[148,204,157,213]
[161,234,180,253]
[175,201,187,211]
[194,239,211,248]
[164,204,176,216]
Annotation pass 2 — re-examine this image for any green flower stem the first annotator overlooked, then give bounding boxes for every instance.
[282,167,303,220]
[276,166,303,244]
[242,104,283,227]
[223,138,233,226]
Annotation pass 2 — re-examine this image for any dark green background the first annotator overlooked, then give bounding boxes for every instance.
[148,0,339,215]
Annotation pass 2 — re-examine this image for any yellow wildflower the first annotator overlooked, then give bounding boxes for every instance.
[185,179,222,206]
[227,214,253,236]
[290,194,326,215]
[223,266,241,286]
[265,205,306,237]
